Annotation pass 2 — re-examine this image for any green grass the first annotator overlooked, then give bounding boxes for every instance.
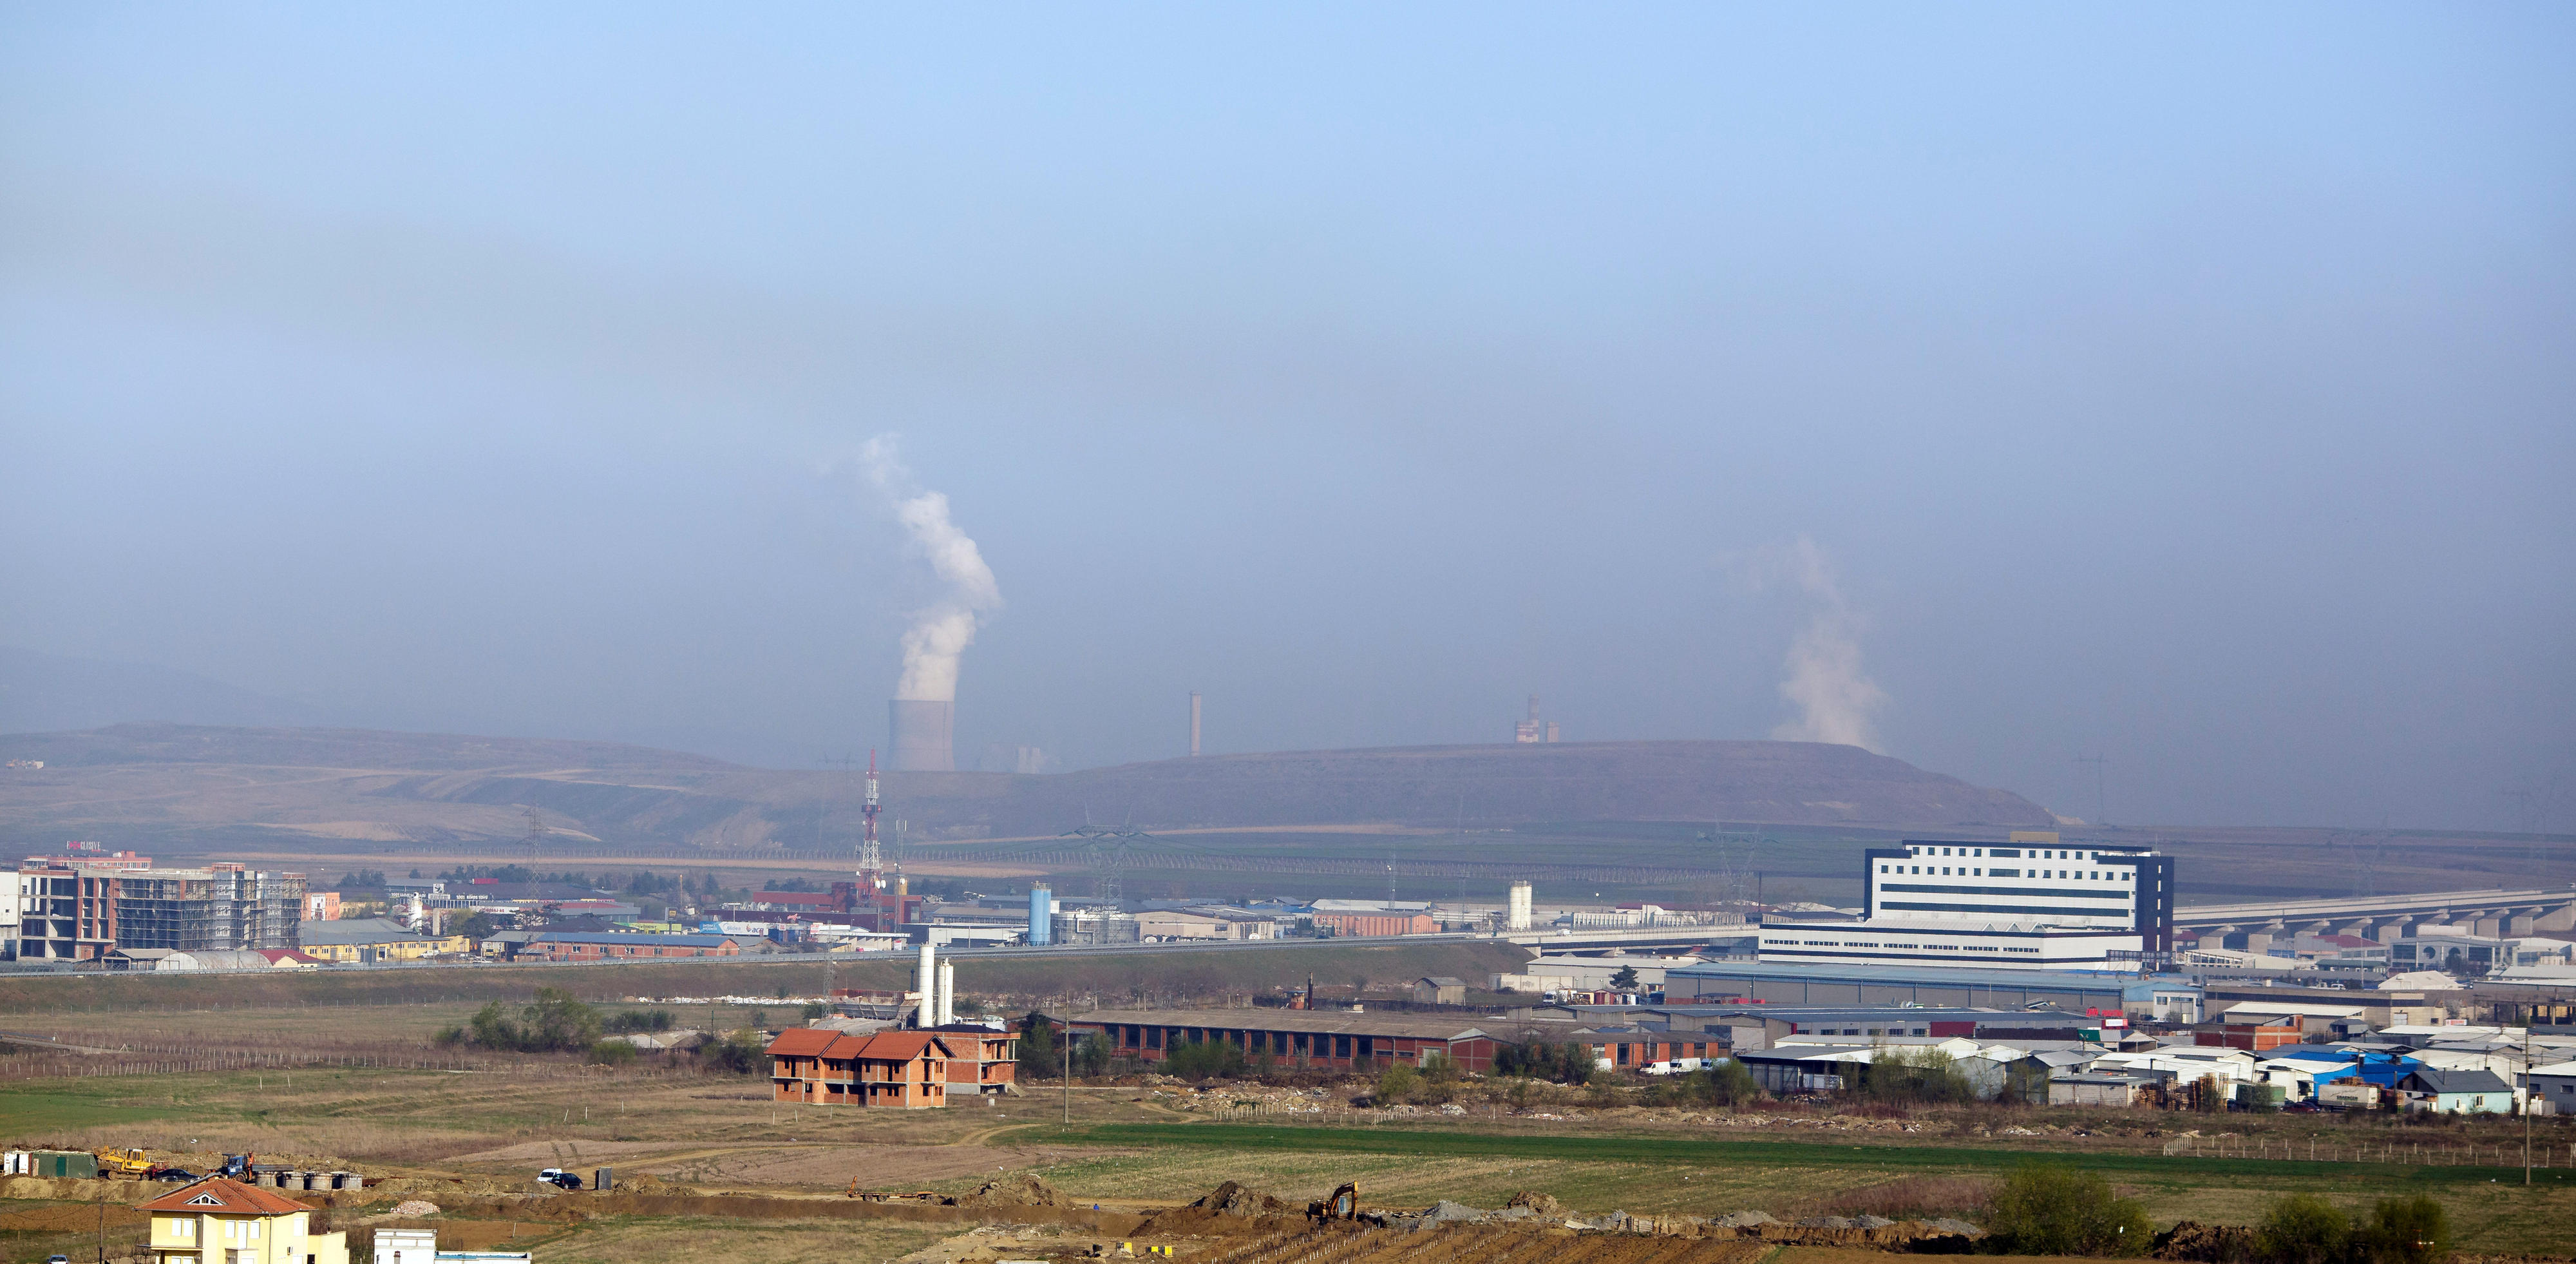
[1061,1122,2576,1191]
[0,1082,185,1135]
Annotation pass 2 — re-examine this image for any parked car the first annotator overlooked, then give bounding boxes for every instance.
[152,1168,198,1182]
[536,1168,583,1190]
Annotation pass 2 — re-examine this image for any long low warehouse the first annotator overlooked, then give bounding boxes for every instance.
[1666,961,2136,1012]
[1062,1009,1499,1072]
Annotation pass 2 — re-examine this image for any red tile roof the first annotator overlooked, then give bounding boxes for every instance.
[141,1176,314,1216]
[766,1028,840,1057]
[837,1031,952,1061]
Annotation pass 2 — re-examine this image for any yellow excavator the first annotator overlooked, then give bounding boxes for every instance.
[94,1147,153,1178]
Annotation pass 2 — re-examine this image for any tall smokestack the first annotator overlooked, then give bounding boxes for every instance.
[889,700,956,772]
[1189,691,1202,757]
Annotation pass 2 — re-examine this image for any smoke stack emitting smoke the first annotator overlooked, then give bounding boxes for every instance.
[1743,536,1888,753]
[859,436,1001,772]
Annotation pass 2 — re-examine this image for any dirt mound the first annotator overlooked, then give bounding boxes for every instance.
[2154,1221,2258,1262]
[1507,1191,1561,1217]
[1132,1182,1302,1235]
[386,1201,439,1218]
[1187,1181,1294,1217]
[952,1174,1064,1208]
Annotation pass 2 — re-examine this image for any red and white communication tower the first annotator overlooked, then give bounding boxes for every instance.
[859,749,885,890]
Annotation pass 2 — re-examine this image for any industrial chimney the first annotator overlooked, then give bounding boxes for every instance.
[1189,691,1202,757]
[889,700,956,772]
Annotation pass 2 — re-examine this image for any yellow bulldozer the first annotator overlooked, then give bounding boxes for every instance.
[94,1147,153,1178]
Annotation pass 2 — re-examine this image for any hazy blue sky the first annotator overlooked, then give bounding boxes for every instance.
[3,5,2570,830]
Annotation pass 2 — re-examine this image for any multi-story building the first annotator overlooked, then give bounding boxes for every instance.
[767,1029,960,1107]
[12,856,306,961]
[1757,834,2175,971]
[114,864,307,953]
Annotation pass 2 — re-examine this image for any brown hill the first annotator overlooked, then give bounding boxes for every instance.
[0,723,2052,854]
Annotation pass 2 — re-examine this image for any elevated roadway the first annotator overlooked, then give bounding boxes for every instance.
[2174,885,2576,948]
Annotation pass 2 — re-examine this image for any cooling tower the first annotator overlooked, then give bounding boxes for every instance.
[889,699,956,772]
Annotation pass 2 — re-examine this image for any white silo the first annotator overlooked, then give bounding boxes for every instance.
[1508,881,1533,932]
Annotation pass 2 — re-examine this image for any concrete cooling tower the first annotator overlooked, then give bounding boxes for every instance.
[889,699,956,772]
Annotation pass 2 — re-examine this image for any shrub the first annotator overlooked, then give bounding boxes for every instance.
[1074,1033,1111,1077]
[1164,1038,1248,1081]
[800,1001,827,1020]
[440,988,604,1053]
[699,1028,766,1075]
[1651,1058,1761,1107]
[1857,1045,1975,1106]
[605,1008,674,1034]
[586,1039,638,1066]
[1376,1062,1422,1104]
[2351,1196,2445,1264]
[2255,1195,2349,1264]
[1983,1163,2151,1256]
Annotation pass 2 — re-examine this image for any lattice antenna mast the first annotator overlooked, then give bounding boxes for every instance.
[859,749,884,890]
[2075,754,2108,829]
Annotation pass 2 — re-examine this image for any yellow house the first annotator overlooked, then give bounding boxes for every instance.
[142,1176,347,1264]
[296,917,469,963]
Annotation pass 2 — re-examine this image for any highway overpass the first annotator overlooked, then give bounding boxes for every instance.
[2174,885,2576,949]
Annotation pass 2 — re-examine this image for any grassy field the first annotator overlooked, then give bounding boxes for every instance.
[0,939,1526,1019]
[7,988,2576,1262]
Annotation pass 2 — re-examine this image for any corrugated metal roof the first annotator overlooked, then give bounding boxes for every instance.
[1068,1008,1490,1040]
[527,932,735,947]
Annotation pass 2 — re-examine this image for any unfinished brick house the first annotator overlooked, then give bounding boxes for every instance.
[766,1029,960,1107]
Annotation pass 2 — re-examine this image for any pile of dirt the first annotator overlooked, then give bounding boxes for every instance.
[1506,1191,1561,1217]
[2154,1221,2257,1262]
[951,1174,1065,1209]
[1132,1182,1302,1236]
[386,1201,439,1218]
[1187,1182,1295,1218]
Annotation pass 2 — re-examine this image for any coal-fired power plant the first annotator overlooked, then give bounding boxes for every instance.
[889,699,956,772]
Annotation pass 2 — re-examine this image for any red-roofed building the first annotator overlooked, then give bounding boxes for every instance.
[140,1175,347,1263]
[767,1028,960,1107]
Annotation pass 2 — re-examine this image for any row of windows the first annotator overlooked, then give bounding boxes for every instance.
[1909,845,2119,861]
[1881,864,2130,882]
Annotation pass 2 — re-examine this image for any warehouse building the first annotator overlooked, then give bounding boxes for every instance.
[1667,961,2137,1013]
[1061,1009,1499,1072]
[521,931,742,962]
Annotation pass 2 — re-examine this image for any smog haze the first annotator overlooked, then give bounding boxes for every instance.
[3,5,2570,831]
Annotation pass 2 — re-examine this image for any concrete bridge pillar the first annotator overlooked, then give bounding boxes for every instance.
[2506,906,2543,937]
[2243,920,2285,955]
[2333,919,2375,940]
[2534,901,2576,934]
[2469,909,2506,938]
[2375,918,2415,944]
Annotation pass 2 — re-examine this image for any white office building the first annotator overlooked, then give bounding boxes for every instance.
[1757,837,2176,972]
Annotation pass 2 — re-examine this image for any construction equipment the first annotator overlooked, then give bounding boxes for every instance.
[93,1148,153,1178]
[220,1154,254,1179]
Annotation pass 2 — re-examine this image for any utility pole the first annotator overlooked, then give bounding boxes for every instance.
[1063,1030,1072,1125]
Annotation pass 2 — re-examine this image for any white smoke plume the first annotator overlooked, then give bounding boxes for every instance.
[857,436,1001,702]
[1737,537,1888,752]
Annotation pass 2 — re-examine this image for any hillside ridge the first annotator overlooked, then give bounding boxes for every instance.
[0,723,2056,851]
